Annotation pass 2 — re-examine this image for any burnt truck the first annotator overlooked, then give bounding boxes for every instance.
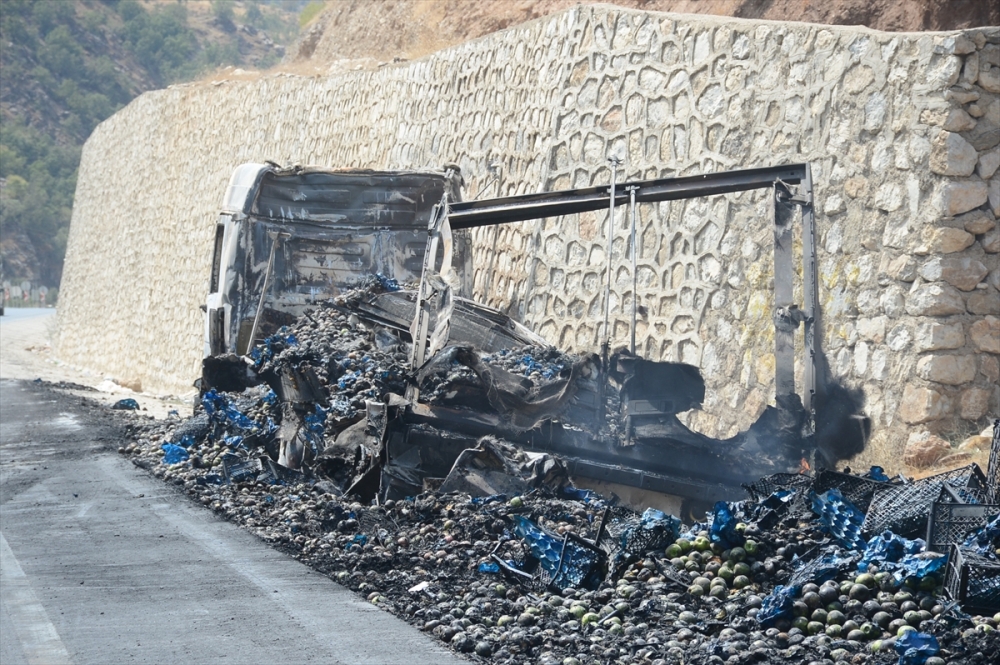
[205,163,470,358]
[202,161,869,512]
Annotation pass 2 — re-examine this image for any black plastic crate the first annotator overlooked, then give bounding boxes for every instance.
[862,464,983,539]
[989,419,999,503]
[964,462,990,496]
[813,469,890,513]
[926,491,1000,553]
[742,472,813,521]
[221,453,261,483]
[743,472,813,503]
[944,544,1000,616]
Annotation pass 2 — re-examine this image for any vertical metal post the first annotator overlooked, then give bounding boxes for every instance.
[602,157,621,357]
[629,187,638,355]
[247,231,284,355]
[481,163,503,308]
[598,157,621,430]
[407,197,448,401]
[800,164,819,412]
[773,184,796,399]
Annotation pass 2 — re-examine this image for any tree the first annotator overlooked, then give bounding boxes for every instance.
[212,0,236,33]
[0,0,302,284]
[245,3,263,27]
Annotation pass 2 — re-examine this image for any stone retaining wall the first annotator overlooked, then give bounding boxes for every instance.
[56,5,1000,470]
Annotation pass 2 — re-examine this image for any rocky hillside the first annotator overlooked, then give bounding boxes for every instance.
[290,0,1000,64]
[0,0,306,288]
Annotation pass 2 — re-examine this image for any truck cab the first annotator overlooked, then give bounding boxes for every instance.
[204,163,467,358]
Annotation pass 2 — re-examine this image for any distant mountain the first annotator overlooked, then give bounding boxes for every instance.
[0,0,309,291]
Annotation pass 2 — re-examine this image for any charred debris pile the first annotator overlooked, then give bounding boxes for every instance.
[117,280,1000,665]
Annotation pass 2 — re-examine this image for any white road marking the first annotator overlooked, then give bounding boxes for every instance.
[0,532,73,665]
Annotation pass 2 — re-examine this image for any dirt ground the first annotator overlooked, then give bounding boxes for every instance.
[292,0,1000,64]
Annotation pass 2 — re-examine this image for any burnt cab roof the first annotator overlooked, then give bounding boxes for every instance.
[221,163,463,229]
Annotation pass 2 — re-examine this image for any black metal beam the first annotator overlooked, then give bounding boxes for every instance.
[449,163,808,229]
[558,455,745,503]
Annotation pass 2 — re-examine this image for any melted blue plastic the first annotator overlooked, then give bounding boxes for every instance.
[757,584,799,626]
[866,466,890,482]
[858,531,946,581]
[470,494,506,506]
[511,515,597,589]
[375,273,400,291]
[202,389,256,431]
[710,501,744,549]
[161,443,189,464]
[962,514,1000,559]
[249,331,298,367]
[811,488,866,550]
[894,631,939,665]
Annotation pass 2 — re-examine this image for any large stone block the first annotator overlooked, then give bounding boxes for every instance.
[854,341,870,375]
[899,385,952,424]
[870,347,889,380]
[914,322,965,351]
[957,209,996,234]
[967,289,999,315]
[920,227,976,254]
[943,108,977,132]
[905,283,966,316]
[880,254,917,282]
[856,316,887,343]
[938,180,989,216]
[930,131,978,176]
[926,55,963,88]
[960,387,992,420]
[963,100,1000,152]
[844,176,868,199]
[984,228,1000,253]
[824,194,845,215]
[883,217,917,250]
[962,50,980,84]
[903,431,951,467]
[880,286,906,317]
[981,354,1000,382]
[988,269,1000,291]
[874,183,903,212]
[969,316,1000,353]
[978,149,1000,180]
[844,64,875,93]
[917,256,989,291]
[934,34,976,55]
[945,88,979,105]
[983,43,1000,67]
[887,324,912,351]
[916,353,977,385]
[980,65,1000,93]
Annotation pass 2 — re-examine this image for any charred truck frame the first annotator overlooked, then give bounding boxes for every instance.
[204,162,867,510]
[204,163,469,359]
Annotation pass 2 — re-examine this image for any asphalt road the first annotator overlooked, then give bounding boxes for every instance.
[0,378,465,665]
